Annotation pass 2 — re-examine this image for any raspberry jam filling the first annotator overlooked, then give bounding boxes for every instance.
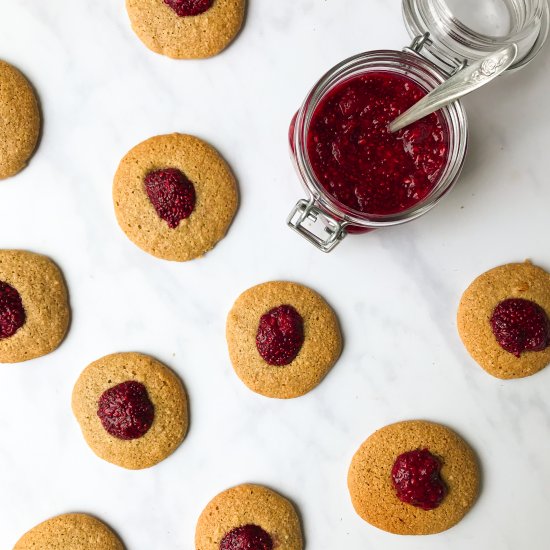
[144,168,196,229]
[164,0,213,16]
[97,381,155,440]
[307,71,449,215]
[220,525,273,550]
[0,281,26,339]
[391,449,447,510]
[490,298,550,357]
[256,305,305,366]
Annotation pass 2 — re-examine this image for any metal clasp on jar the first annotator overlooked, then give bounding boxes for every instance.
[405,32,467,76]
[287,198,348,253]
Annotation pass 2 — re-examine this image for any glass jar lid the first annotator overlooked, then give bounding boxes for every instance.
[403,0,549,73]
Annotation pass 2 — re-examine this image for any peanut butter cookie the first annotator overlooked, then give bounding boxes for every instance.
[72,352,188,469]
[126,0,246,59]
[348,420,480,535]
[0,60,40,179]
[14,513,123,550]
[113,133,238,261]
[458,261,550,379]
[226,281,342,399]
[0,250,69,363]
[196,484,303,550]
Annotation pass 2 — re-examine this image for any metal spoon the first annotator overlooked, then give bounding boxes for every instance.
[388,43,518,133]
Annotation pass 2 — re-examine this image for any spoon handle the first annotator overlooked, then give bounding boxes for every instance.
[389,43,518,133]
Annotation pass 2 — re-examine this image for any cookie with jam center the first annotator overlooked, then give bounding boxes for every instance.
[0,60,40,179]
[457,261,550,379]
[226,281,342,399]
[72,352,188,470]
[125,0,246,59]
[113,133,238,261]
[348,420,480,535]
[0,250,69,363]
[13,513,123,550]
[195,484,303,550]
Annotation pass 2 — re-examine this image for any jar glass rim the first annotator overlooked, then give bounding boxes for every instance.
[291,50,468,228]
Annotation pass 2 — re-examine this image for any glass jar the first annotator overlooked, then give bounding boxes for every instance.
[288,0,549,252]
[403,0,548,72]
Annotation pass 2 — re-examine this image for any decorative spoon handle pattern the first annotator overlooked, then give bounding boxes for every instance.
[389,43,518,133]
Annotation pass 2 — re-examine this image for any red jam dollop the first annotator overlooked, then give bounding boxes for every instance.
[220,525,273,550]
[97,381,155,440]
[256,305,305,366]
[145,168,196,229]
[0,281,26,339]
[307,72,449,215]
[490,298,550,357]
[164,0,213,16]
[391,449,447,510]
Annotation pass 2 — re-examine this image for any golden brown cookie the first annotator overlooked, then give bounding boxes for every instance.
[0,250,69,363]
[125,0,246,59]
[72,352,188,470]
[195,484,303,550]
[113,133,238,262]
[226,281,342,399]
[13,513,124,550]
[457,261,550,379]
[348,420,480,536]
[0,60,40,179]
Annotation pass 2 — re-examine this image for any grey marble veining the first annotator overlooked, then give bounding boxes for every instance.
[0,1,549,548]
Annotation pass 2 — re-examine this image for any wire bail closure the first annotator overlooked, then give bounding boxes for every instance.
[287,198,348,253]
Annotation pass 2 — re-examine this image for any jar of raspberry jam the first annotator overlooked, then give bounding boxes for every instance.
[288,0,548,252]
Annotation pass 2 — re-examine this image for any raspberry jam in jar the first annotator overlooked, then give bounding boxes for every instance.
[288,49,468,251]
[288,0,548,252]
[307,71,449,216]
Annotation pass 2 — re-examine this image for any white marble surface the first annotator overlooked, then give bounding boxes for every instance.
[1,1,550,548]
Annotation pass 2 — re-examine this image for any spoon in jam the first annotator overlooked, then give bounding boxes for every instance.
[389,43,518,133]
